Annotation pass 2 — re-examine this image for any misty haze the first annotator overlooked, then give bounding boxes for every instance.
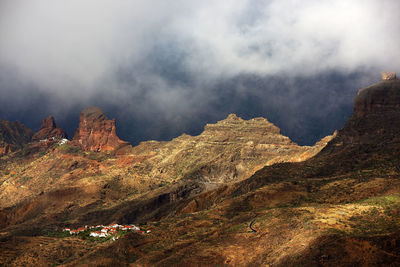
[1,1,400,266]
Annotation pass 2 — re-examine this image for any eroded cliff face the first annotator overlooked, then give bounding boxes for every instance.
[354,79,400,117]
[0,120,34,155]
[72,107,131,152]
[32,116,67,142]
[331,78,400,148]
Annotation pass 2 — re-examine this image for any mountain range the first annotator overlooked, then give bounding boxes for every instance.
[0,73,400,266]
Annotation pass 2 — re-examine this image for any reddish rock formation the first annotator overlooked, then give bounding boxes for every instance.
[72,107,130,152]
[0,120,34,154]
[32,116,67,142]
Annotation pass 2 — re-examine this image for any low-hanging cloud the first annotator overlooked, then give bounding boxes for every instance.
[0,0,399,144]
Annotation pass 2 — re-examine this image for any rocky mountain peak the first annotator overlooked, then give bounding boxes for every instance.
[32,116,67,141]
[41,116,56,129]
[80,106,107,119]
[202,113,281,141]
[72,106,130,152]
[224,113,243,122]
[131,113,332,184]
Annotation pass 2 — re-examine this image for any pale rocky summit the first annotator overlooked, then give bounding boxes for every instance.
[130,113,333,183]
[72,107,131,152]
[381,71,396,80]
[32,116,67,142]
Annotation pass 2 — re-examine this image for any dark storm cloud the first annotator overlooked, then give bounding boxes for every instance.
[0,0,399,144]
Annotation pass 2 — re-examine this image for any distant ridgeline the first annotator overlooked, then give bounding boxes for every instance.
[0,107,131,155]
[0,71,398,156]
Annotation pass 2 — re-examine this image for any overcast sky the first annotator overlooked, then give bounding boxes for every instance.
[1,0,399,145]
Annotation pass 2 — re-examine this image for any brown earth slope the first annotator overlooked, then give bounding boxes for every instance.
[4,78,399,266]
[0,111,330,226]
[0,120,33,155]
[60,77,400,266]
[0,110,333,266]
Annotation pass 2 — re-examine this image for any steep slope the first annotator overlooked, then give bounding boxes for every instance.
[134,77,400,266]
[0,112,330,213]
[0,110,333,265]
[60,76,400,266]
[218,78,400,198]
[0,120,34,155]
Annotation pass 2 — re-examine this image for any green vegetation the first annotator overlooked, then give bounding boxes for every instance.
[344,194,400,236]
[359,194,400,208]
[19,175,32,183]
[225,223,247,233]
[86,151,108,161]
[15,146,35,157]
[38,151,47,157]
[58,143,82,155]
[225,199,251,219]
[349,211,400,236]
[158,181,171,187]
[42,229,71,238]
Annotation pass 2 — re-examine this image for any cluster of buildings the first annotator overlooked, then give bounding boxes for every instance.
[63,223,151,239]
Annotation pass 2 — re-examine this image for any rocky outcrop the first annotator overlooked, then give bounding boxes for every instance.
[354,79,400,117]
[234,74,400,197]
[32,116,67,142]
[0,121,34,155]
[72,107,130,152]
[337,78,400,148]
[382,71,396,80]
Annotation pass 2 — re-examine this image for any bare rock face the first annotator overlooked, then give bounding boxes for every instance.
[354,79,400,117]
[0,120,34,155]
[32,116,67,142]
[382,71,396,80]
[72,107,130,152]
[327,77,400,148]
